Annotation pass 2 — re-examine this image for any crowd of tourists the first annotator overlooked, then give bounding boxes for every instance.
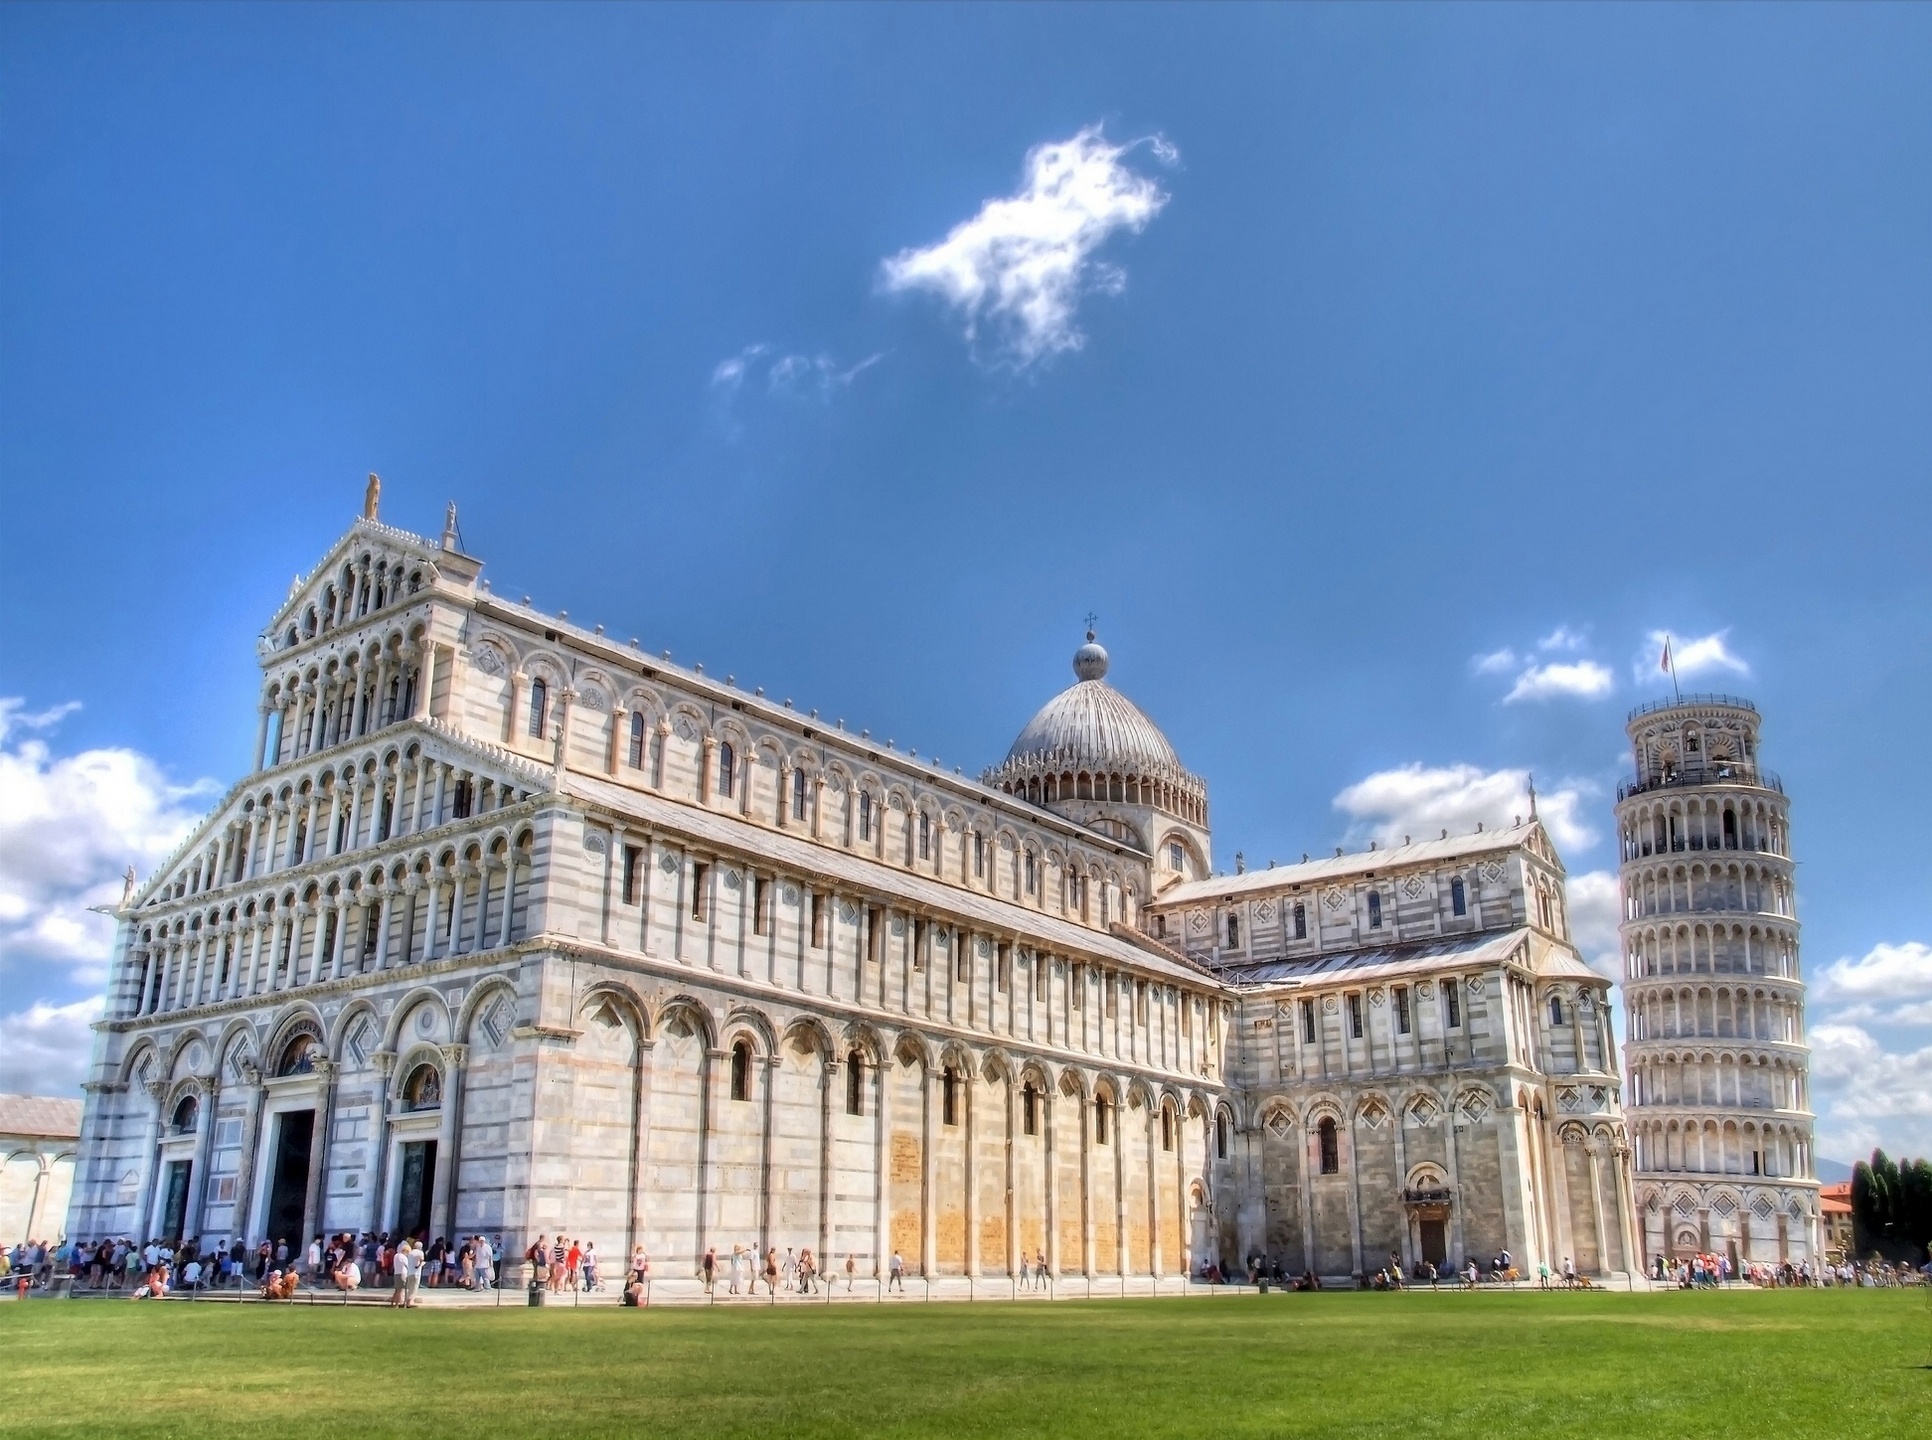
[3,1232,510,1301]
[1652,1251,1932,1287]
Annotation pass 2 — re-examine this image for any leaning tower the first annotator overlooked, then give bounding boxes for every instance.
[1616,695,1819,1272]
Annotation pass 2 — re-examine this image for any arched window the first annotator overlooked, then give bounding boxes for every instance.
[1367,891,1382,928]
[628,711,646,769]
[1293,902,1307,940]
[730,1040,752,1101]
[277,1033,318,1077]
[1168,841,1185,873]
[1450,876,1466,916]
[1318,1116,1339,1174]
[973,831,986,878]
[1215,1111,1229,1159]
[793,767,809,821]
[941,1067,958,1126]
[1024,851,1037,894]
[1226,915,1240,949]
[1022,1083,1039,1136]
[717,742,735,798]
[1548,995,1565,1027]
[1160,1106,1174,1152]
[918,811,931,861]
[1094,1095,1111,1145]
[858,792,873,842]
[402,1062,442,1111]
[171,1094,199,1134]
[528,678,548,739]
[845,1050,865,1116]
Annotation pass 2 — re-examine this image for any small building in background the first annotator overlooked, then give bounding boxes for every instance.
[1,1094,82,1244]
[1818,1180,1852,1261]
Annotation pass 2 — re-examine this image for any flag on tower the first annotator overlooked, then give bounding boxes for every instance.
[1659,636,1672,674]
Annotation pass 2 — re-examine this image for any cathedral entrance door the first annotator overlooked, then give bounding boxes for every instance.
[161,1161,192,1243]
[265,1110,314,1247]
[1418,1218,1447,1268]
[397,1140,437,1241]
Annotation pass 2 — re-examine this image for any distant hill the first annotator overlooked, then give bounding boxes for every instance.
[1814,1157,1854,1183]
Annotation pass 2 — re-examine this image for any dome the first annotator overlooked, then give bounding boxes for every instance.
[1002,674,1182,777]
[984,633,1201,799]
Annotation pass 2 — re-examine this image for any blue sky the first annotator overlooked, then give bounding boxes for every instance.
[3,3,1929,1162]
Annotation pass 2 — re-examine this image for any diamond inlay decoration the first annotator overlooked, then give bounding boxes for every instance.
[1751,1197,1775,1220]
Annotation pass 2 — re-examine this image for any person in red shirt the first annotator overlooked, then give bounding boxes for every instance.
[566,1240,583,1291]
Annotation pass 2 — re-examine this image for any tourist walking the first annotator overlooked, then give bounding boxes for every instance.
[888,1251,905,1292]
[701,1247,717,1294]
[582,1241,600,1292]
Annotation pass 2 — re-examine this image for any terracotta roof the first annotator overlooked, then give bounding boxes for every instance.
[0,1093,83,1140]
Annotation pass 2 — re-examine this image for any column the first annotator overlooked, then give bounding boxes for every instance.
[422,876,444,962]
[818,1054,837,1267]
[229,1062,268,1241]
[367,1052,397,1232]
[1005,1072,1019,1276]
[1044,1087,1060,1279]
[921,1065,937,1278]
[363,885,389,971]
[553,688,576,786]
[696,1048,724,1260]
[1148,1104,1165,1277]
[184,1075,220,1243]
[414,643,436,720]
[608,706,628,777]
[1344,1115,1364,1277]
[964,1058,979,1278]
[328,897,351,979]
[254,703,274,771]
[497,862,518,948]
[299,1059,339,1245]
[1586,1143,1612,1274]
[436,1045,467,1239]
[137,1079,168,1242]
[1079,1087,1095,1276]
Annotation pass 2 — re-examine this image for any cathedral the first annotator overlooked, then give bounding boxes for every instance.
[68,495,1636,1283]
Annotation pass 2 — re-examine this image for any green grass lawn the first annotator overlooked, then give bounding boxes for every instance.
[1,1290,1925,1438]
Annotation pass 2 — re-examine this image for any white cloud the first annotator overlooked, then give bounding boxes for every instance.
[1638,628,1750,683]
[1538,626,1586,653]
[1470,648,1517,675]
[1503,660,1616,704]
[1814,941,1932,1007]
[879,125,1175,367]
[0,699,210,990]
[709,345,883,437]
[0,995,103,1096]
[1333,762,1597,855]
[1565,870,1621,979]
[1809,1021,1932,1161]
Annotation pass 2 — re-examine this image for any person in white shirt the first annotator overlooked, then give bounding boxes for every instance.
[474,1235,494,1290]
[181,1259,202,1289]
